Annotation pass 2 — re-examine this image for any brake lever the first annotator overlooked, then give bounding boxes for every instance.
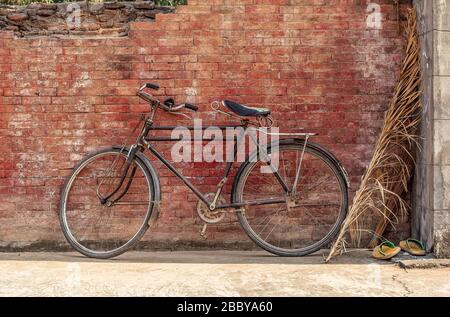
[169,104,186,111]
[167,111,193,120]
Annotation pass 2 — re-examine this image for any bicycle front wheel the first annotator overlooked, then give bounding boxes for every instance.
[232,140,348,256]
[60,147,156,259]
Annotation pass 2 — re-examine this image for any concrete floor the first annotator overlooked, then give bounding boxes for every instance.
[0,250,449,296]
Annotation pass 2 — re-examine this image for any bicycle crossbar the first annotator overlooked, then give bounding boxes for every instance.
[145,137,238,142]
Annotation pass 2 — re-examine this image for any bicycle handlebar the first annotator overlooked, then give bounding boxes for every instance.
[146,83,160,90]
[138,83,198,113]
[184,103,199,112]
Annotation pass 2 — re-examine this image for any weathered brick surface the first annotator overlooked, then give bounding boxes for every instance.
[0,0,412,250]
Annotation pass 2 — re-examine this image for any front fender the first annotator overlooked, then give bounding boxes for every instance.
[112,145,162,226]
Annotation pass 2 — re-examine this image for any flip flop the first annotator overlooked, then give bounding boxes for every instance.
[372,241,401,260]
[399,238,426,256]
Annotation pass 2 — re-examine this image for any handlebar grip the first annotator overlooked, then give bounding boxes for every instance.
[146,83,160,90]
[184,103,198,112]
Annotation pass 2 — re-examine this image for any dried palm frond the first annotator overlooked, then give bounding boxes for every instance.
[325,8,422,262]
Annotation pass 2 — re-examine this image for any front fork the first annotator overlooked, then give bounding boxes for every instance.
[98,147,139,206]
[98,119,152,206]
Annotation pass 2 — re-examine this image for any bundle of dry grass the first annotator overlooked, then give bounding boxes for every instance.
[325,8,422,262]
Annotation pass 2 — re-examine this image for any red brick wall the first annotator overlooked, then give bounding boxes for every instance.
[0,0,411,250]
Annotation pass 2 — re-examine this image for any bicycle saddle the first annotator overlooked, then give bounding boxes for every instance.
[222,100,271,117]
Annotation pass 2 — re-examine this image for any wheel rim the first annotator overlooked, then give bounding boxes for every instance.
[61,151,153,256]
[236,145,347,254]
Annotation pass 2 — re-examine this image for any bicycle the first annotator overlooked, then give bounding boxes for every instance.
[59,83,350,259]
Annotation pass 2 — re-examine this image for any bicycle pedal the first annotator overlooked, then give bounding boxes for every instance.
[200,223,208,240]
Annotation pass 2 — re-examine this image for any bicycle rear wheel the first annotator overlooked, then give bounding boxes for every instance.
[232,140,348,256]
[59,147,156,259]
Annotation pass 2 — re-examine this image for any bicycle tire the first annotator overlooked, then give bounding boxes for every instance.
[232,139,348,257]
[59,147,156,259]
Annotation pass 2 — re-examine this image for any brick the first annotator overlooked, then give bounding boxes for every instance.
[176,5,211,14]
[144,55,181,63]
[157,37,194,47]
[185,63,219,71]
[148,63,185,71]
[245,5,280,14]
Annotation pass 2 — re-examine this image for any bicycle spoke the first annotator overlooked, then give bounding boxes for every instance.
[302,175,332,194]
[264,212,283,241]
[256,205,285,237]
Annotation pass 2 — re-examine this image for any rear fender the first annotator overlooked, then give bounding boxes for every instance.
[231,138,350,203]
[285,139,350,188]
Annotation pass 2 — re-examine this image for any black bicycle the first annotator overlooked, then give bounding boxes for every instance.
[59,83,350,259]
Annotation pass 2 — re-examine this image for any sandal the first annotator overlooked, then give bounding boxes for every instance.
[372,241,401,260]
[399,238,426,256]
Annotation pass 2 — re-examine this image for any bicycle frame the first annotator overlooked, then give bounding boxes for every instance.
[106,100,315,212]
[144,125,290,211]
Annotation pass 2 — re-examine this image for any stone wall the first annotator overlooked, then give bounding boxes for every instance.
[0,1,174,37]
[0,0,413,250]
[413,0,450,258]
